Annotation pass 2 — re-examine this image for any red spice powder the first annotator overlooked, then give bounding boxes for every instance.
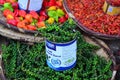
[66,0,120,35]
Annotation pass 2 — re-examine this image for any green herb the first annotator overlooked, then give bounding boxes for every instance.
[38,18,79,43]
[2,33,112,80]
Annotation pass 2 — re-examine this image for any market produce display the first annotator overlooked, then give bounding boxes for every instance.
[0,0,114,79]
[2,33,112,80]
[66,0,120,35]
[0,0,68,31]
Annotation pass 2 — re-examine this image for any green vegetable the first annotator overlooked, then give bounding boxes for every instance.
[48,9,65,22]
[38,19,79,43]
[1,3,13,11]
[56,9,65,17]
[48,10,59,22]
[31,19,38,26]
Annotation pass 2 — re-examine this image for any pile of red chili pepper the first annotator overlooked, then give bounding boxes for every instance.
[0,0,68,31]
[66,0,120,35]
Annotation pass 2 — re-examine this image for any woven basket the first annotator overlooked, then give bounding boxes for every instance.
[0,35,117,80]
[0,6,38,34]
[0,6,44,43]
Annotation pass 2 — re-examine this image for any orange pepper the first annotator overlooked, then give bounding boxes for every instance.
[27,25,37,31]
[22,19,29,25]
[36,21,46,28]
[17,22,26,29]
[25,14,33,23]
[6,14,14,20]
[6,0,17,3]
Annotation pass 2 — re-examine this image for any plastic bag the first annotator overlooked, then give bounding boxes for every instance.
[18,0,43,11]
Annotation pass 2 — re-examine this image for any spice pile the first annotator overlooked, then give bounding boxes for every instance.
[0,0,68,31]
[66,0,120,35]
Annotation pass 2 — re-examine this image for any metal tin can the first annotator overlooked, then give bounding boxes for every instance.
[45,39,77,71]
[103,0,120,15]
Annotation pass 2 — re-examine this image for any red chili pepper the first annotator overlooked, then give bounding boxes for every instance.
[42,0,49,8]
[14,17,21,23]
[0,0,5,5]
[18,10,26,17]
[39,10,48,19]
[66,0,120,35]
[30,10,39,19]
[7,19,18,26]
[65,14,69,19]
[3,9,14,17]
[6,0,17,3]
[13,9,19,17]
[17,21,26,29]
[58,16,67,23]
[56,1,62,8]
[27,25,37,31]
[12,2,19,9]
[39,15,47,22]
[25,14,33,23]
[49,0,56,6]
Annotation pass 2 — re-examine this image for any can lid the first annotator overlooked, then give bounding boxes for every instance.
[106,0,120,6]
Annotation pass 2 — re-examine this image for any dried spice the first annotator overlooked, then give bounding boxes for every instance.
[66,0,120,35]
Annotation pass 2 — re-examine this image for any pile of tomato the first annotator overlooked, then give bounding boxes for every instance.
[0,0,68,31]
[66,0,120,35]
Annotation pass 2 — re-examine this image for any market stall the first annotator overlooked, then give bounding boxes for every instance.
[0,0,119,80]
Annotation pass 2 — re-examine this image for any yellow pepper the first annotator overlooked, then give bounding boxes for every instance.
[47,17,55,24]
[47,6,57,11]
[6,14,14,20]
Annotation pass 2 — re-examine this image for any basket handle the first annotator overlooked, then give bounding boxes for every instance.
[0,51,6,80]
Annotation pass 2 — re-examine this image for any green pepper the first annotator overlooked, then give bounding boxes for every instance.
[48,10,59,22]
[48,9,65,22]
[56,9,65,17]
[1,3,13,12]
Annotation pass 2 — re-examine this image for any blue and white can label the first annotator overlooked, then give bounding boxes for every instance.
[46,39,77,71]
[18,0,43,11]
